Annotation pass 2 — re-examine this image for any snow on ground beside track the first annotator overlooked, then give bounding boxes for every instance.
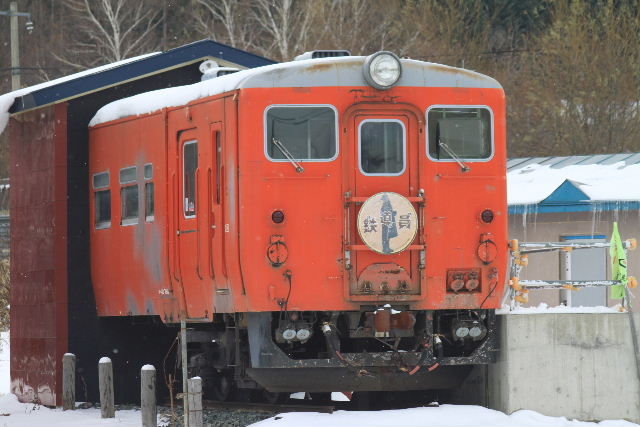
[0,329,637,426]
[0,332,8,395]
[0,393,153,427]
[250,406,637,427]
[497,303,624,315]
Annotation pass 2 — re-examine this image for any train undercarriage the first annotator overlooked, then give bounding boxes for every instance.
[185,308,496,399]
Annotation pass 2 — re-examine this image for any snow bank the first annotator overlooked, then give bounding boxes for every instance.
[0,394,154,426]
[250,405,637,426]
[0,53,158,136]
[497,303,624,315]
[508,162,640,205]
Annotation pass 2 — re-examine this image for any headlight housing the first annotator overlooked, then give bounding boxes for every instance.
[363,51,402,90]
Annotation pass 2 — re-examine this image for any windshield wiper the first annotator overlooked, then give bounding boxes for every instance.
[273,138,304,173]
[438,138,471,173]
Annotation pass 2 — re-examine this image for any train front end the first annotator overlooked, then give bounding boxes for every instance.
[237,52,507,392]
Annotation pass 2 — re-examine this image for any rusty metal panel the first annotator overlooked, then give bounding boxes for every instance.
[9,103,68,406]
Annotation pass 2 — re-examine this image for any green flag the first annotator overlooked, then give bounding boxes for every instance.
[610,222,627,299]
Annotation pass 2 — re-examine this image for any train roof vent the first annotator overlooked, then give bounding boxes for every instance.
[294,50,351,61]
[199,59,240,81]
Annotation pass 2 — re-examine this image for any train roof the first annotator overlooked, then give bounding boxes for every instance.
[89,56,503,127]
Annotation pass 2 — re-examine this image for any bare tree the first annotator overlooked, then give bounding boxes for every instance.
[250,0,322,61]
[56,0,162,69]
[509,0,640,156]
[195,0,256,52]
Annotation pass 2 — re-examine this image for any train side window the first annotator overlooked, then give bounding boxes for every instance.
[144,163,153,179]
[265,105,338,161]
[144,163,154,222]
[184,141,198,218]
[120,166,137,184]
[359,120,406,175]
[427,106,493,161]
[93,171,111,229]
[119,166,138,225]
[121,186,139,225]
[145,183,155,222]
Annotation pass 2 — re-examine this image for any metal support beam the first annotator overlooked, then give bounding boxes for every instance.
[9,2,19,90]
[0,2,32,91]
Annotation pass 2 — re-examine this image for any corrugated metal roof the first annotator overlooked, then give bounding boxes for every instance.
[508,152,640,212]
[508,152,640,172]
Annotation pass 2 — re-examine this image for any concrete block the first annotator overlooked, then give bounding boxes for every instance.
[489,313,640,423]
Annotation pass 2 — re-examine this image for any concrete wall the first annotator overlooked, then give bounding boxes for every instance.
[509,210,639,307]
[488,313,640,423]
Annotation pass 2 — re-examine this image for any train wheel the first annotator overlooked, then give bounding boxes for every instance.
[261,390,285,404]
[207,370,233,402]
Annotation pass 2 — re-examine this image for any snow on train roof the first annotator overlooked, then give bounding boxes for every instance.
[89,56,502,127]
[507,154,640,205]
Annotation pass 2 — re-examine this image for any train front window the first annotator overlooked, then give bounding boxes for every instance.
[359,120,406,175]
[266,106,337,161]
[428,107,492,161]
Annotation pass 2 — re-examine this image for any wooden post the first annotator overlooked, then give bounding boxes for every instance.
[141,365,157,427]
[62,353,75,410]
[181,318,189,427]
[187,377,203,427]
[99,357,115,418]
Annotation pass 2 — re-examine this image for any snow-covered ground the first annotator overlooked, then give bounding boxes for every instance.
[497,302,625,315]
[252,406,636,426]
[0,330,637,426]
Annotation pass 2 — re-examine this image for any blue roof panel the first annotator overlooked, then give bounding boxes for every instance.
[10,39,276,114]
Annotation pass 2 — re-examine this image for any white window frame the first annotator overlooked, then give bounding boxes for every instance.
[264,104,340,163]
[426,105,495,163]
[358,118,407,176]
[120,184,139,226]
[183,140,198,219]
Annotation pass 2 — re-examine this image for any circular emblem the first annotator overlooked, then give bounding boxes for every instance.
[357,192,418,254]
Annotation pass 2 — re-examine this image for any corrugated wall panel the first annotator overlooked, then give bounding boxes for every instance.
[9,103,68,406]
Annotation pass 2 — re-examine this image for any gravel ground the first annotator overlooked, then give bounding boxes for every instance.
[159,406,277,427]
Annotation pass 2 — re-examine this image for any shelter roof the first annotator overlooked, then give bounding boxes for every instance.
[9,39,275,114]
[507,153,640,213]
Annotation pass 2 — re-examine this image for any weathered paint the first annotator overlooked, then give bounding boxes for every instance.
[10,103,68,406]
[88,58,507,319]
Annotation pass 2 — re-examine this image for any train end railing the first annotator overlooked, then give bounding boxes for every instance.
[504,222,637,309]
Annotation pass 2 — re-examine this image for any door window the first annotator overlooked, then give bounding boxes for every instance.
[359,119,406,175]
[183,140,198,218]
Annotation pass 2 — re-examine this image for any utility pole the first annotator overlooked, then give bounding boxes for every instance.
[0,2,34,91]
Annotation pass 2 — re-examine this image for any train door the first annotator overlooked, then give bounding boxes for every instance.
[345,108,423,300]
[209,122,228,290]
[176,129,207,318]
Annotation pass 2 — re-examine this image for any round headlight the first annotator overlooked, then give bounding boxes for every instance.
[363,51,402,90]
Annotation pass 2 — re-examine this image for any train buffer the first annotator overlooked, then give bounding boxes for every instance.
[503,222,638,308]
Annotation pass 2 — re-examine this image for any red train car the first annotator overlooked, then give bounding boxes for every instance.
[88,51,507,396]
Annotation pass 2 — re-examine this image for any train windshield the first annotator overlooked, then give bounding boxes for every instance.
[266,106,337,161]
[428,107,492,160]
